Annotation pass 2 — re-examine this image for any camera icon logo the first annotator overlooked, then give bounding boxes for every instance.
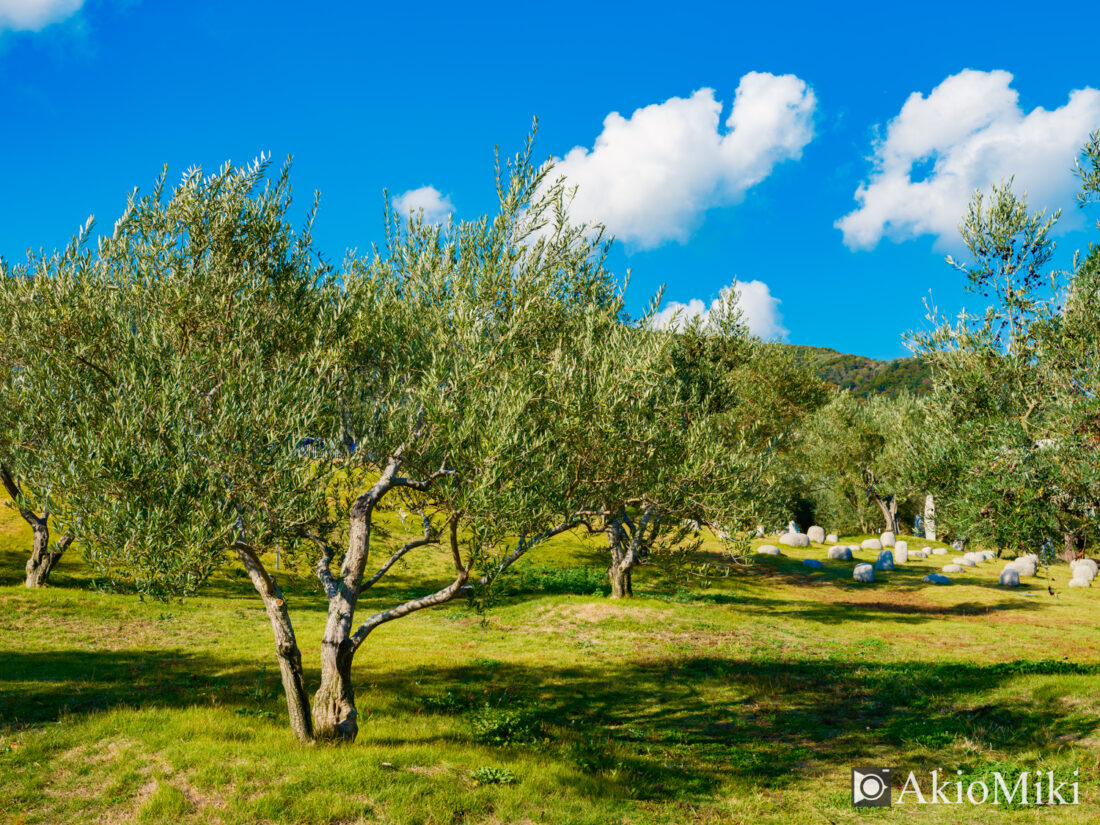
[852,767,891,807]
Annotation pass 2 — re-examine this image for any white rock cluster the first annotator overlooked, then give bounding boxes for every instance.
[1070,558,1097,588]
[1005,554,1038,579]
[779,532,810,548]
[999,568,1020,587]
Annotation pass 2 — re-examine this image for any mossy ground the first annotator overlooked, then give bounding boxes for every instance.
[1,507,1098,824]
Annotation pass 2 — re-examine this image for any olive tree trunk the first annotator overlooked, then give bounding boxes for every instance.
[606,522,634,599]
[25,528,72,587]
[1063,530,1085,563]
[235,544,314,743]
[0,465,71,588]
[871,492,899,534]
[312,502,372,743]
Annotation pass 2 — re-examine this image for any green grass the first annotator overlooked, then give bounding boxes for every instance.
[1,507,1099,824]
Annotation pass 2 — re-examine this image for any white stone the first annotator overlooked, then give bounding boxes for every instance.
[895,540,908,554]
[953,557,975,567]
[931,547,948,555]
[942,564,964,573]
[757,545,781,555]
[895,547,909,564]
[807,525,826,544]
[803,559,824,569]
[779,532,810,547]
[828,545,853,560]
[999,568,1020,586]
[1070,559,1098,581]
[1008,559,1036,577]
[853,563,874,582]
[875,550,894,571]
[980,550,997,561]
[1069,577,1091,588]
[880,531,896,547]
[923,573,950,584]
[963,552,985,566]
[861,538,883,551]
[826,533,839,543]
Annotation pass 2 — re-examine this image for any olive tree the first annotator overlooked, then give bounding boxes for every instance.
[912,133,1100,557]
[802,391,926,534]
[547,287,792,599]
[0,240,99,586]
[27,142,628,743]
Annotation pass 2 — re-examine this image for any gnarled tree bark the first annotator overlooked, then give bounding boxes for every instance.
[1,464,71,588]
[234,543,314,743]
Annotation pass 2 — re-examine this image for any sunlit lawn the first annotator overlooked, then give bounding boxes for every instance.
[1,506,1098,824]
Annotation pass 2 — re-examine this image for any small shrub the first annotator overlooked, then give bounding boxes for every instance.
[494,564,609,597]
[469,766,517,786]
[422,690,476,713]
[566,737,618,774]
[468,704,543,745]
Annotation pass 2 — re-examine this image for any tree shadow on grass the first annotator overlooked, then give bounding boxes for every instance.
[0,649,267,727]
[390,655,1100,800]
[1,646,1097,803]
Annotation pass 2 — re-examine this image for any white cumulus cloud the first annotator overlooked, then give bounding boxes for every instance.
[392,186,454,225]
[837,69,1100,250]
[553,72,817,249]
[650,279,787,341]
[0,0,83,31]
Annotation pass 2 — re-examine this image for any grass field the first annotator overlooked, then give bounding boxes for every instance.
[1,506,1099,824]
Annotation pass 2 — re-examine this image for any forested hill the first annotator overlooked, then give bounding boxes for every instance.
[784,345,933,397]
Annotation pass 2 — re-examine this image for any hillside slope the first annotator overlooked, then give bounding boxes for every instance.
[784,344,932,397]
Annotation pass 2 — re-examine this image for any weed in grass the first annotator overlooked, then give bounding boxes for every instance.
[469,766,517,786]
[468,704,544,745]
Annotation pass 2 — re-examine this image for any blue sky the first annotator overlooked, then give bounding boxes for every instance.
[2,0,1098,358]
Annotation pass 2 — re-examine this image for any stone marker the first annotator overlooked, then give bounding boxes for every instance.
[1069,577,1091,588]
[861,538,883,551]
[803,559,824,569]
[923,573,950,584]
[757,545,781,555]
[924,494,937,541]
[942,564,964,573]
[980,550,997,561]
[779,532,810,547]
[999,568,1020,586]
[853,563,874,582]
[895,540,909,553]
[828,545,853,560]
[895,546,909,564]
[953,557,975,567]
[931,547,948,555]
[1007,558,1036,577]
[963,552,985,566]
[875,550,894,571]
[881,531,896,547]
[807,525,826,544]
[1070,559,1098,581]
[826,533,839,543]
